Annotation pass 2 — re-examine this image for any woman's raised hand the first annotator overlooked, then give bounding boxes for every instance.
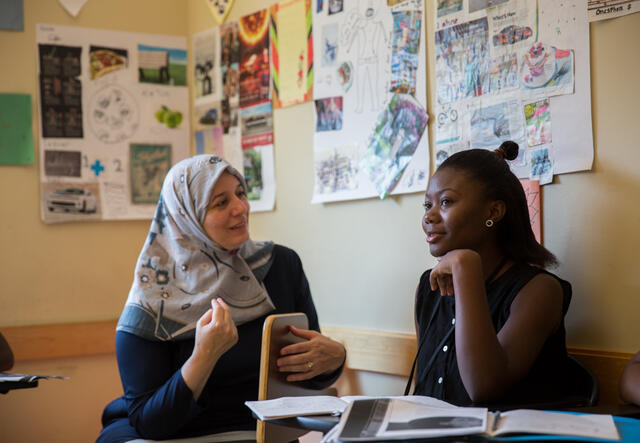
[183,298,238,400]
[276,326,346,382]
[194,298,238,362]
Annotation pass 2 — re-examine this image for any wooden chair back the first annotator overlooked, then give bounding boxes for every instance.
[257,313,335,443]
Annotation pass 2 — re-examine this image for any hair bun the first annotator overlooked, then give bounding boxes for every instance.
[495,141,519,161]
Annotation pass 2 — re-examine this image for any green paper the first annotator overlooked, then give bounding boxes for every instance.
[0,93,34,165]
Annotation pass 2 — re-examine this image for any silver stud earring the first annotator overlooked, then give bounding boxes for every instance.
[485,219,494,227]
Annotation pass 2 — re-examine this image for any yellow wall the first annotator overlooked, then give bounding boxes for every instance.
[1,0,640,440]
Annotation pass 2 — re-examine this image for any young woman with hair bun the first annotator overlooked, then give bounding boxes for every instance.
[408,141,574,406]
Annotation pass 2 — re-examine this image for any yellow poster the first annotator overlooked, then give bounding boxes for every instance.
[271,0,313,108]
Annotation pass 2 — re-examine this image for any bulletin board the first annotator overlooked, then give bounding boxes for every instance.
[36,23,190,223]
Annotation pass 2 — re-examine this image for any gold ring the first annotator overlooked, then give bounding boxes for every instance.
[306,361,314,370]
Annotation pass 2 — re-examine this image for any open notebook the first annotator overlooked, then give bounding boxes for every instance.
[326,398,620,442]
[246,395,620,442]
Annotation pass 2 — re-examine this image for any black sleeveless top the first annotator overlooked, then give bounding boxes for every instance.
[413,261,572,406]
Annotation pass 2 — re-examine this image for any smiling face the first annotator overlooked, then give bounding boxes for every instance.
[203,171,250,250]
[422,168,496,257]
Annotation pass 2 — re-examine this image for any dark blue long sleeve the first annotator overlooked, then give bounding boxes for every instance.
[98,244,341,443]
[116,332,202,439]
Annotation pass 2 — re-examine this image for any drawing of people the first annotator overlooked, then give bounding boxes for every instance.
[344,0,387,113]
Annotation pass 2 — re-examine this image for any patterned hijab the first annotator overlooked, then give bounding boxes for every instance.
[117,155,275,341]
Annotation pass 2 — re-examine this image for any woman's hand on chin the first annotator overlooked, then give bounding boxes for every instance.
[430,249,481,296]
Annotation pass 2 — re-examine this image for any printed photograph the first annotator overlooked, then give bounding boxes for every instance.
[41,182,102,223]
[240,100,273,148]
[469,0,509,14]
[315,96,343,132]
[243,147,263,201]
[221,22,240,101]
[130,144,172,204]
[194,29,217,99]
[44,150,81,177]
[437,0,463,17]
[89,45,128,80]
[137,45,187,86]
[328,0,343,15]
[238,9,271,107]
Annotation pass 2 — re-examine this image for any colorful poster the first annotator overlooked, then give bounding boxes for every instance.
[312,1,429,203]
[0,93,34,165]
[390,10,422,95]
[238,9,271,107]
[524,99,551,147]
[588,0,640,21]
[360,94,428,199]
[37,24,189,223]
[193,27,221,104]
[434,18,490,105]
[271,0,313,108]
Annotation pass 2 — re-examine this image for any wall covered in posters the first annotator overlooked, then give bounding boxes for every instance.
[36,24,189,223]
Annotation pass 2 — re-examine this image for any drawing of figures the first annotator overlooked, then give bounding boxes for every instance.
[341,0,387,113]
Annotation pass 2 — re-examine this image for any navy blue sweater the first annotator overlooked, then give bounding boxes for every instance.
[97,245,338,442]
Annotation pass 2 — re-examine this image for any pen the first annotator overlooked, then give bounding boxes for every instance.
[492,411,501,432]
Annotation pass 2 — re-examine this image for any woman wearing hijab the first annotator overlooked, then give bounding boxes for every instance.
[97,155,346,443]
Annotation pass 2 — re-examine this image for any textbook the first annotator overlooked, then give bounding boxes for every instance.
[324,398,621,442]
[245,394,455,421]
